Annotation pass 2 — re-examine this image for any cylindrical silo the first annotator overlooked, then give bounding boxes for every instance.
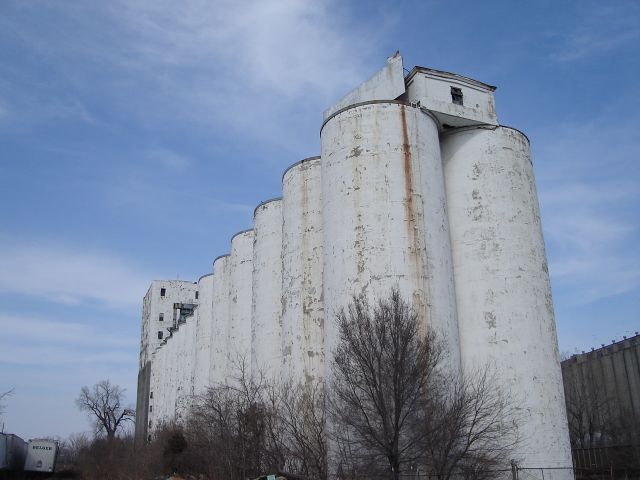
[228,229,255,378]
[281,157,325,386]
[321,102,460,372]
[194,273,214,394]
[251,199,284,382]
[441,125,572,477]
[210,254,230,385]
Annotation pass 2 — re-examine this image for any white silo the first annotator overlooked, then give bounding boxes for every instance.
[281,157,325,386]
[251,198,284,381]
[210,254,230,385]
[441,125,572,477]
[194,273,214,393]
[321,102,460,370]
[228,229,255,377]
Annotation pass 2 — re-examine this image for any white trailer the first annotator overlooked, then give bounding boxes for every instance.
[24,439,58,473]
[0,433,27,472]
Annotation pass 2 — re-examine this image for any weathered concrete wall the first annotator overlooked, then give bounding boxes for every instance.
[210,255,230,385]
[137,280,197,441]
[281,158,324,386]
[134,361,151,443]
[228,230,255,377]
[194,273,214,394]
[251,199,284,381]
[175,315,196,421]
[405,67,497,128]
[323,54,405,121]
[442,126,572,477]
[321,102,460,370]
[139,280,197,368]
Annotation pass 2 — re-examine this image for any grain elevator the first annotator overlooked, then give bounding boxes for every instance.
[136,54,572,478]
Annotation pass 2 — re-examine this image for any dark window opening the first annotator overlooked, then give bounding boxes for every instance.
[149,420,152,428]
[150,392,153,399]
[451,87,463,106]
[149,405,153,412]
[159,313,164,322]
[157,330,163,340]
[160,288,166,297]
[195,291,199,299]
[147,435,151,442]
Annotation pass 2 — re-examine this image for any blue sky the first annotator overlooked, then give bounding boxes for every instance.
[0,0,638,439]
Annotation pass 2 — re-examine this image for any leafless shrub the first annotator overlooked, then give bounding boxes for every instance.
[422,367,520,480]
[74,433,162,480]
[273,381,327,479]
[328,289,519,480]
[184,358,272,479]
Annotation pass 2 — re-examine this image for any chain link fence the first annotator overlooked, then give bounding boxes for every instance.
[331,465,640,479]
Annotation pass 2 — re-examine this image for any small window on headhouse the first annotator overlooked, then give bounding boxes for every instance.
[157,331,163,340]
[149,405,153,412]
[451,87,463,106]
[150,391,153,399]
[159,313,164,322]
[195,291,199,299]
[160,288,166,297]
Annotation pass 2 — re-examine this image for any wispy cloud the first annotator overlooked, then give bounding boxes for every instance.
[547,2,639,62]
[0,0,377,149]
[537,118,640,305]
[0,236,154,309]
[142,147,192,170]
[0,314,138,350]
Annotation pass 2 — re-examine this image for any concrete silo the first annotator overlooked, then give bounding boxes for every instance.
[210,254,230,385]
[320,101,460,370]
[251,198,284,381]
[228,229,255,376]
[193,272,214,394]
[281,157,325,386]
[441,125,572,476]
[136,55,573,476]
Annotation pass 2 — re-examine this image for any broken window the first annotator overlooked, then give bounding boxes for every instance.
[157,330,163,340]
[159,313,164,322]
[160,288,166,297]
[451,87,463,106]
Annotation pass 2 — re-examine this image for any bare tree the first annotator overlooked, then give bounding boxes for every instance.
[563,365,610,449]
[274,381,327,479]
[329,290,444,479]
[183,358,327,480]
[0,387,14,419]
[186,358,271,480]
[329,289,519,480]
[76,380,135,440]
[422,367,520,480]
